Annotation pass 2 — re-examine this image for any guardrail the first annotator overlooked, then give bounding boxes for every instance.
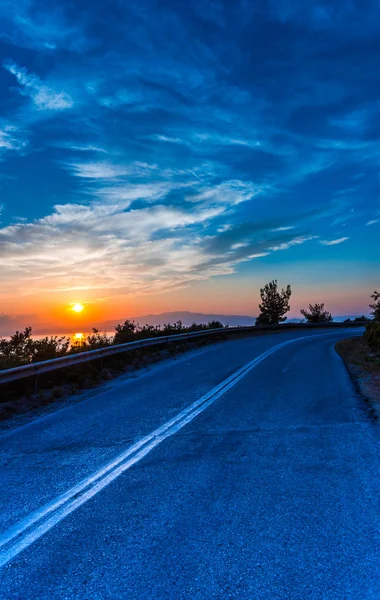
[0,321,366,386]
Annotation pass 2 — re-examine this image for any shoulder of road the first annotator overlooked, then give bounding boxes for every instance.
[336,336,380,419]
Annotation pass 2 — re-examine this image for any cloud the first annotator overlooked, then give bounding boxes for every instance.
[0,124,27,154]
[366,218,380,226]
[92,183,174,207]
[4,62,73,110]
[66,161,129,179]
[319,237,349,246]
[270,236,317,251]
[52,143,107,153]
[272,226,295,232]
[189,180,263,206]
[0,181,321,302]
[151,134,185,144]
[0,193,228,300]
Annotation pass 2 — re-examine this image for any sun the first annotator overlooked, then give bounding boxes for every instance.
[71,303,84,313]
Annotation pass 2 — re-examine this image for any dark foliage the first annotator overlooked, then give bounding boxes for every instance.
[364,321,380,351]
[300,303,333,324]
[369,290,380,322]
[0,328,70,370]
[113,320,137,345]
[0,320,225,371]
[83,328,112,350]
[344,316,371,323]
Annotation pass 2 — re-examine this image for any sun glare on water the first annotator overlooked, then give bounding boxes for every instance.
[71,303,84,313]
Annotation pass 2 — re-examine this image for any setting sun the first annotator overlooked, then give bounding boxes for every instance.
[71,303,84,313]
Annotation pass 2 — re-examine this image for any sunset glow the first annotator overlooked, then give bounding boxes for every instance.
[71,304,85,314]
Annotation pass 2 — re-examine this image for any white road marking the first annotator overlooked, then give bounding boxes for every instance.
[0,331,352,567]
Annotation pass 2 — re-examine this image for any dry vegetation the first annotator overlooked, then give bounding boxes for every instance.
[336,336,380,418]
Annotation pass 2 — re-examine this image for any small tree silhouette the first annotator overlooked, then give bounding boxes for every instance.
[300,303,333,324]
[256,280,292,325]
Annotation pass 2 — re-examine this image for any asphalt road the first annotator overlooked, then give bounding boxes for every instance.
[0,328,379,599]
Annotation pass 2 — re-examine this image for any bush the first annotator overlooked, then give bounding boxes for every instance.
[113,320,137,345]
[364,321,380,351]
[0,328,70,370]
[300,303,333,323]
[51,386,64,399]
[207,320,224,329]
[80,329,112,350]
[369,290,380,322]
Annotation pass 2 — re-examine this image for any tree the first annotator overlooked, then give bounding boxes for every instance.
[369,290,380,321]
[255,280,292,325]
[300,303,333,324]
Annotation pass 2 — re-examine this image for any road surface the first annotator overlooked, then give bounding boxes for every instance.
[0,328,379,599]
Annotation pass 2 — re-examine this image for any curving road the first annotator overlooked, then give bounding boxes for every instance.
[0,328,379,599]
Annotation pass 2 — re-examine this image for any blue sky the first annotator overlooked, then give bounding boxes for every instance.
[0,0,379,328]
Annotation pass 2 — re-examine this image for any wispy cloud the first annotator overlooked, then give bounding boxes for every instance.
[0,187,324,301]
[190,180,263,206]
[0,199,226,299]
[366,218,380,226]
[65,161,129,179]
[320,237,349,246]
[4,61,73,110]
[0,124,27,154]
[151,135,185,144]
[270,236,317,251]
[271,226,295,232]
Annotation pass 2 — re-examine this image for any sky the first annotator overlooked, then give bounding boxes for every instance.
[0,0,379,333]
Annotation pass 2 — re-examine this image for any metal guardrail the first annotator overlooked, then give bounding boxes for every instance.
[0,327,252,385]
[0,321,366,386]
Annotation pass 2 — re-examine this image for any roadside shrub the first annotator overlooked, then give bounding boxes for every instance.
[82,328,112,350]
[300,303,333,323]
[113,320,137,345]
[344,316,371,323]
[364,321,380,351]
[369,290,380,321]
[207,320,224,329]
[51,386,64,399]
[0,328,70,370]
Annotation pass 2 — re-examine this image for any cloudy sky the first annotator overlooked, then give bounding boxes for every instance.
[0,0,379,332]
